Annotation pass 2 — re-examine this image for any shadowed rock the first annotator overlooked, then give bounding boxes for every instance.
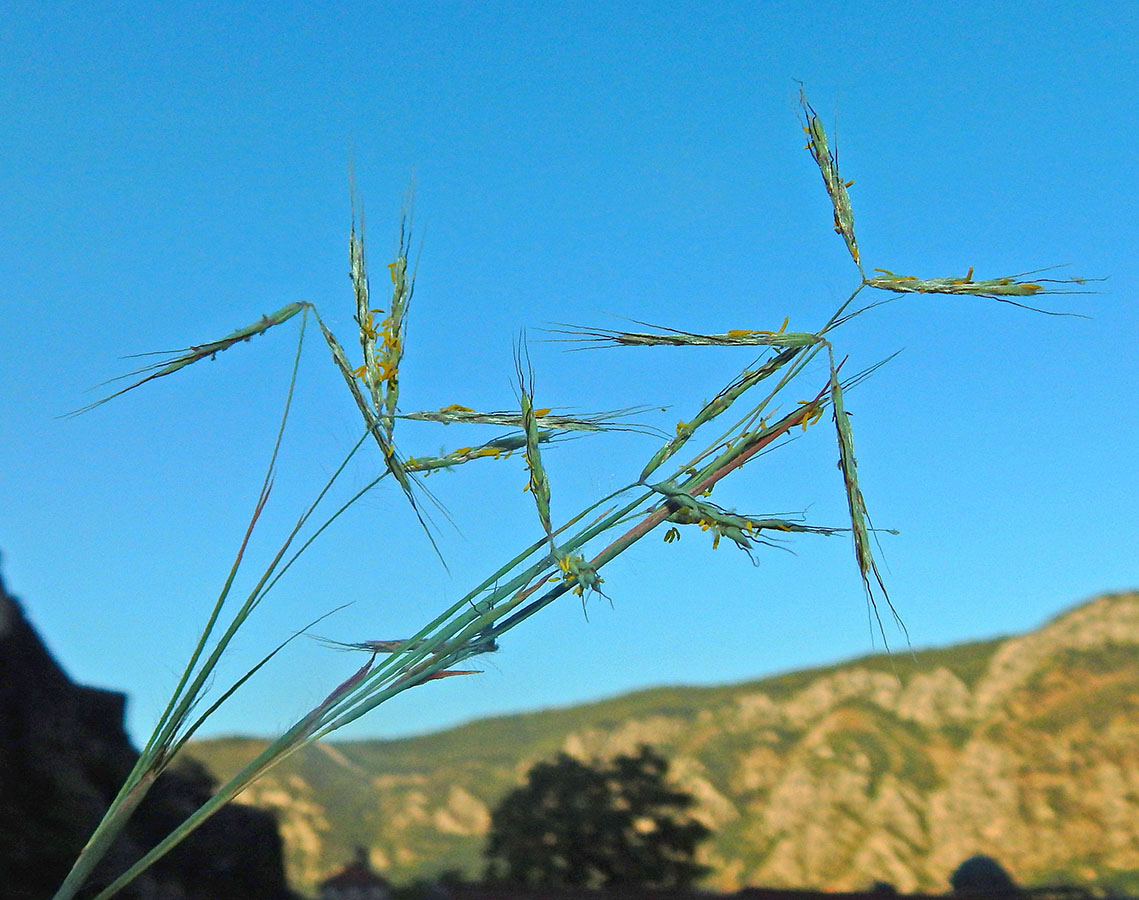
[0,559,296,900]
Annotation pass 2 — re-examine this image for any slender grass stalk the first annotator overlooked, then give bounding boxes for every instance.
[52,89,1090,900]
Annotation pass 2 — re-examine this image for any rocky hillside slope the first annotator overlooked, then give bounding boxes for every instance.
[187,590,1139,898]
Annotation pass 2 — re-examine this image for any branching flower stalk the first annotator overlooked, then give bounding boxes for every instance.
[52,91,1088,900]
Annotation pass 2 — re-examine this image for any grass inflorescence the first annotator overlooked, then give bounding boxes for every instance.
[51,89,1090,900]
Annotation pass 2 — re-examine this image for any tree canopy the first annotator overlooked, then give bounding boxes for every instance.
[950,855,1018,895]
[484,745,711,890]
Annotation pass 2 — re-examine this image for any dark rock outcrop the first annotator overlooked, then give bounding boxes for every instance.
[0,560,295,900]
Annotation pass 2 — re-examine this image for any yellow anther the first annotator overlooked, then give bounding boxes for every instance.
[797,401,823,431]
[440,404,474,414]
[757,316,790,336]
[533,408,551,417]
[872,268,916,282]
[360,308,387,340]
[663,527,681,543]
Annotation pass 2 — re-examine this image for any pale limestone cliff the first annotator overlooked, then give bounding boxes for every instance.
[189,590,1139,898]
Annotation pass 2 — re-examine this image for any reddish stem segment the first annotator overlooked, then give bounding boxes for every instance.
[590,377,833,568]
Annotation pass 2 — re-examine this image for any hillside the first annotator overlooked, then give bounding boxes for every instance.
[187,590,1139,898]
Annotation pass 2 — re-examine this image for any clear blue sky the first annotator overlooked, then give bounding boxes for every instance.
[2,2,1136,746]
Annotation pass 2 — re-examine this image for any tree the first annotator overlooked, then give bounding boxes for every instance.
[950,855,1018,896]
[484,745,711,889]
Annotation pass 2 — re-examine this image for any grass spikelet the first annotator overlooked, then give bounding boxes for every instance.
[555,322,822,349]
[324,220,441,551]
[379,217,414,434]
[415,668,481,682]
[639,347,802,482]
[556,552,605,599]
[66,302,308,416]
[350,194,415,442]
[406,434,536,474]
[313,309,439,554]
[865,267,1091,315]
[800,88,861,271]
[828,349,906,646]
[315,311,383,437]
[316,632,499,656]
[398,404,660,434]
[652,482,844,557]
[516,341,554,545]
[349,194,382,412]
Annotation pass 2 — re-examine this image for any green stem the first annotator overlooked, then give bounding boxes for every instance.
[50,771,159,900]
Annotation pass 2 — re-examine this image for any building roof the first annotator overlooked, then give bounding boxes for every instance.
[320,847,391,889]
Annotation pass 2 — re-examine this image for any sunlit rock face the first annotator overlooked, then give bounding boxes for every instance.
[189,589,1139,898]
[0,562,296,900]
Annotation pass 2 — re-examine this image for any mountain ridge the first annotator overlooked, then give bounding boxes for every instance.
[197,632,1003,748]
[187,590,1139,898]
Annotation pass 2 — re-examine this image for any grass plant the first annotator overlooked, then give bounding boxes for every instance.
[51,90,1088,900]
